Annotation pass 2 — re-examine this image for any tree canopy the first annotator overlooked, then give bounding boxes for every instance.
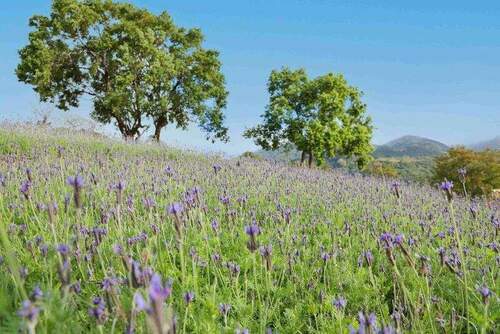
[16,0,229,142]
[432,147,500,198]
[244,68,373,168]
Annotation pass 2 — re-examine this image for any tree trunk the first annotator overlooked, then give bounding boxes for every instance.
[123,132,137,142]
[153,125,162,142]
[308,151,313,168]
[153,117,167,142]
[300,151,306,166]
[116,117,141,142]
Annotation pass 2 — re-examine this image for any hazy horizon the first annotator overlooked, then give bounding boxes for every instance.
[1,0,499,154]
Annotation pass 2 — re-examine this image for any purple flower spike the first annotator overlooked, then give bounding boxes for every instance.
[477,286,492,304]
[116,180,126,191]
[88,296,107,324]
[245,223,260,237]
[333,296,347,310]
[67,175,84,189]
[149,273,172,303]
[458,167,467,178]
[57,244,70,256]
[440,180,454,202]
[245,222,261,252]
[218,303,231,316]
[30,285,43,301]
[67,175,84,208]
[440,180,453,191]
[367,313,377,328]
[168,202,183,216]
[184,291,195,304]
[380,232,394,249]
[20,180,31,200]
[211,219,219,231]
[18,300,40,323]
[133,291,148,311]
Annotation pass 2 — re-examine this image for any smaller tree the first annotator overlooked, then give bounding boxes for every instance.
[244,68,373,168]
[432,147,500,197]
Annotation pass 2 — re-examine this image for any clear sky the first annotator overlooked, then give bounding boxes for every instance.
[1,1,499,154]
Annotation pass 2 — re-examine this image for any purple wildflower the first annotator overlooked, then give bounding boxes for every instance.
[218,303,231,316]
[390,181,401,198]
[477,286,492,304]
[245,223,260,237]
[440,180,454,202]
[18,300,40,323]
[184,291,195,304]
[67,175,84,208]
[245,222,260,252]
[88,297,107,324]
[20,180,31,200]
[30,285,43,301]
[168,202,183,216]
[333,296,347,310]
[57,244,70,257]
[149,273,172,303]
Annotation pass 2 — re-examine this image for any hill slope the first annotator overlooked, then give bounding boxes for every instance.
[374,135,448,158]
[0,126,495,333]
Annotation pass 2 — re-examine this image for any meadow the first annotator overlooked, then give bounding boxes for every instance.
[0,125,497,333]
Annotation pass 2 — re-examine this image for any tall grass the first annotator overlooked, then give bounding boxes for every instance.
[0,125,497,333]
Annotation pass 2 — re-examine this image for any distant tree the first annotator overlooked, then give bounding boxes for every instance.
[365,160,399,179]
[16,0,228,142]
[244,68,373,168]
[432,147,500,197]
[240,151,262,160]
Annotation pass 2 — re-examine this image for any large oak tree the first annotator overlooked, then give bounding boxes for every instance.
[245,68,373,168]
[16,0,229,142]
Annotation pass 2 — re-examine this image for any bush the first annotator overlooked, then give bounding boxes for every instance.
[432,147,500,197]
[240,151,262,160]
[364,160,399,178]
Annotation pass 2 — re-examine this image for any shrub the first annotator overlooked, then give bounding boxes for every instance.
[432,147,500,197]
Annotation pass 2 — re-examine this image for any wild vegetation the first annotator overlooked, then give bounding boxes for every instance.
[5,1,499,333]
[432,147,500,198]
[0,125,498,333]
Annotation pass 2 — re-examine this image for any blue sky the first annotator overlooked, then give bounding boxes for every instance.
[1,1,499,154]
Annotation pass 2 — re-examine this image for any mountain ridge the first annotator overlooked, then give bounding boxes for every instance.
[373,135,449,158]
[469,136,500,150]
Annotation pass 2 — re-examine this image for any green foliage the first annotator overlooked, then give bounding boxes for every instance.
[372,157,435,183]
[244,68,373,168]
[364,160,399,178]
[432,147,500,197]
[16,0,228,142]
[239,151,262,160]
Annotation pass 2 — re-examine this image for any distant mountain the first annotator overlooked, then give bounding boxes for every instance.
[374,135,448,158]
[255,135,450,161]
[469,136,500,150]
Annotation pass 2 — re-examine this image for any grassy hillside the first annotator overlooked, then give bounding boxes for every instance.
[0,126,497,333]
[255,136,441,183]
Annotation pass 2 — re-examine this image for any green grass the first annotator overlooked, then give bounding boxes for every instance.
[0,125,497,333]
